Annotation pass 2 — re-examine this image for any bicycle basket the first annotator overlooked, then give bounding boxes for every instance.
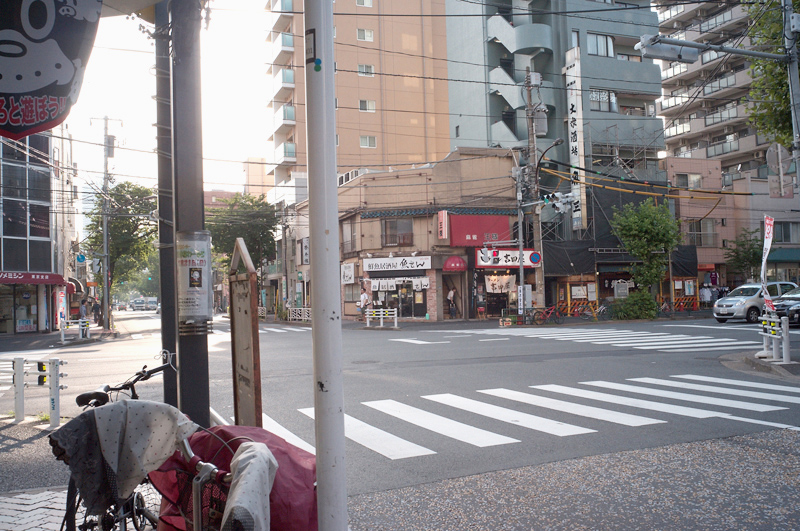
[174,468,229,531]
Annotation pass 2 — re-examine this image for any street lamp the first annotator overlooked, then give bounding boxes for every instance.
[536,138,564,185]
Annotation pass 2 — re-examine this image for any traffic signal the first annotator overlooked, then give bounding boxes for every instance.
[491,249,500,264]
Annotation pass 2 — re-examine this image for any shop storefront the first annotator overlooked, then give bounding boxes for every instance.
[362,256,432,319]
[473,248,540,318]
[0,273,69,334]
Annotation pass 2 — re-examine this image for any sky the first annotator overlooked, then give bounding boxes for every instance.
[65,0,270,197]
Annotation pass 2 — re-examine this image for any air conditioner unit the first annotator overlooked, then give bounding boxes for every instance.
[698,70,710,79]
[723,125,734,134]
[754,150,765,159]
[702,100,715,109]
[680,138,688,146]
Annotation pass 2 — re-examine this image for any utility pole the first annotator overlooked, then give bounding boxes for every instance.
[782,0,800,192]
[525,68,544,309]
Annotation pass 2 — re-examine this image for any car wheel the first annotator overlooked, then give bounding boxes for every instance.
[715,317,728,323]
[746,307,761,323]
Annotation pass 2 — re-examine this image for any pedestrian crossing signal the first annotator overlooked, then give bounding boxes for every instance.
[37,362,46,386]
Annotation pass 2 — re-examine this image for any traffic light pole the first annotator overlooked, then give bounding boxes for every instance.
[525,68,543,309]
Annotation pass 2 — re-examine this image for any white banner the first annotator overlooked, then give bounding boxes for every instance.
[485,274,516,293]
[563,46,586,231]
[761,215,775,312]
[340,262,354,284]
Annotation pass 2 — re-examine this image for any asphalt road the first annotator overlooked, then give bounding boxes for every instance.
[3,312,800,499]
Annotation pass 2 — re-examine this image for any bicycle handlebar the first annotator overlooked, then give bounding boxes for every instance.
[75,363,172,406]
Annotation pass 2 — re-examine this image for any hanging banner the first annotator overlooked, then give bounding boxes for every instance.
[0,0,103,140]
[484,274,516,294]
[438,210,449,239]
[340,262,354,284]
[761,215,775,312]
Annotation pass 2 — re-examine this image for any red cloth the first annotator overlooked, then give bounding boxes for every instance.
[150,425,317,531]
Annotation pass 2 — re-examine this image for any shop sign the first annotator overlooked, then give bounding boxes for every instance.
[363,256,431,272]
[341,263,355,284]
[438,210,449,239]
[16,319,35,332]
[476,248,541,268]
[0,272,66,284]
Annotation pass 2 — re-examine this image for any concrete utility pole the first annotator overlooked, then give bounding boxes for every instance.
[782,0,800,193]
[303,0,348,528]
[525,68,543,309]
[170,0,209,428]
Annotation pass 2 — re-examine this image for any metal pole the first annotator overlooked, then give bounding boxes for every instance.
[782,0,800,200]
[782,316,791,362]
[526,68,543,309]
[170,0,210,428]
[14,357,24,423]
[48,358,61,429]
[102,117,110,330]
[303,0,348,527]
[156,0,178,407]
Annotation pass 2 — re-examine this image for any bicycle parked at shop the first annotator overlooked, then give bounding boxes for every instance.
[533,305,564,325]
[580,302,613,321]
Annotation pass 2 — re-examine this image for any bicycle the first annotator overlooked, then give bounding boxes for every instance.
[580,303,613,321]
[658,301,673,318]
[51,363,172,531]
[533,305,564,325]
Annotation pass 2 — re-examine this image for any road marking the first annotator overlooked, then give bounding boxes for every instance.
[574,334,700,344]
[657,345,762,352]
[282,326,310,332]
[363,400,519,447]
[388,339,451,345]
[479,388,665,427]
[478,338,510,342]
[583,381,786,412]
[261,328,288,333]
[672,374,800,393]
[724,415,800,431]
[299,407,435,459]
[131,334,144,340]
[629,377,800,405]
[631,340,755,350]
[533,384,723,418]
[262,413,316,455]
[422,393,595,437]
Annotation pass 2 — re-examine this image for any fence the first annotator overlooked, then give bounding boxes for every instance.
[289,307,312,322]
[2,357,67,429]
[758,314,792,363]
[60,318,90,344]
[366,308,398,328]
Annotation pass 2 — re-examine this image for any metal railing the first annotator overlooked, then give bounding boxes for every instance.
[3,357,67,428]
[60,318,91,344]
[759,314,792,363]
[365,308,398,328]
[289,307,312,322]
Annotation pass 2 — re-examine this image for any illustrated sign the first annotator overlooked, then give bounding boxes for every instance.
[475,248,542,268]
[176,231,212,326]
[363,256,431,272]
[761,215,775,312]
[341,262,354,284]
[0,0,102,140]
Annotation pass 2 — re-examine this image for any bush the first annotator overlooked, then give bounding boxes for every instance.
[612,290,657,320]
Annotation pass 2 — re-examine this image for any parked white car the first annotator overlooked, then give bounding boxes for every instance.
[713,281,798,323]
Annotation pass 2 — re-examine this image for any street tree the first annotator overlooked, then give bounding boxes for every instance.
[206,193,278,270]
[747,1,799,146]
[724,228,763,282]
[85,182,158,297]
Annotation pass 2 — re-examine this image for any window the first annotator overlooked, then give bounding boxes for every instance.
[358,64,375,76]
[357,28,374,42]
[587,34,614,58]
[336,134,339,146]
[360,135,377,148]
[687,219,715,247]
[356,0,372,6]
[381,218,413,246]
[455,125,460,138]
[342,219,357,253]
[617,53,641,62]
[3,199,26,237]
[589,89,617,112]
[28,168,50,202]
[28,203,49,238]
[2,164,26,199]
[773,222,800,243]
[359,99,376,112]
[571,30,579,49]
[674,173,701,189]
[29,240,51,272]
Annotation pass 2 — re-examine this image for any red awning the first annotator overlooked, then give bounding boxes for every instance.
[0,272,68,285]
[443,256,468,272]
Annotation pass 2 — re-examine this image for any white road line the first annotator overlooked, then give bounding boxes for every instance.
[533,384,723,419]
[131,334,144,340]
[362,399,519,447]
[479,388,666,427]
[672,374,800,393]
[724,415,800,431]
[299,408,435,459]
[282,327,309,332]
[422,393,595,437]
[212,329,225,335]
[261,328,288,333]
[574,334,700,344]
[479,338,510,342]
[262,413,316,455]
[0,349,55,358]
[388,339,451,345]
[657,345,762,352]
[629,377,800,405]
[582,381,786,412]
[631,341,748,350]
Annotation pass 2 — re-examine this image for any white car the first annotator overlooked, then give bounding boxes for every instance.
[713,281,798,323]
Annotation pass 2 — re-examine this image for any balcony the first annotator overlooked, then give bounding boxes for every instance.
[272,67,295,101]
[707,139,739,158]
[273,104,296,136]
[664,122,691,138]
[271,32,294,67]
[662,63,688,81]
[270,0,292,31]
[704,105,738,127]
[699,9,733,35]
[660,94,690,111]
[275,142,297,165]
[658,4,684,23]
[703,73,736,96]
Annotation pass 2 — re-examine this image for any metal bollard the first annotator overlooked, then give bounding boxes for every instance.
[772,320,781,361]
[13,357,24,423]
[379,311,385,327]
[782,317,792,363]
[47,359,62,429]
[365,311,371,327]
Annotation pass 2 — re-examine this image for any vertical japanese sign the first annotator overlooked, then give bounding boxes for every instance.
[562,47,587,231]
[438,210,449,239]
[57,288,66,327]
[176,231,213,327]
[761,215,775,312]
[0,0,102,140]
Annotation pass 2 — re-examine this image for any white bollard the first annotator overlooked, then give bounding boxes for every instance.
[13,357,24,423]
[379,311,384,327]
[772,320,781,360]
[782,317,792,363]
[47,358,61,429]
[365,311,371,327]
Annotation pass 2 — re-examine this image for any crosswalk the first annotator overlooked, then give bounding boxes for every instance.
[127,325,312,340]
[426,327,764,353]
[279,374,800,460]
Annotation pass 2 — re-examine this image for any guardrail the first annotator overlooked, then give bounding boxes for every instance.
[258,306,267,319]
[289,307,312,322]
[59,318,91,344]
[365,308,398,328]
[758,314,792,363]
[2,357,67,429]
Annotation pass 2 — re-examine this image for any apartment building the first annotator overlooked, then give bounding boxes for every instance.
[656,1,800,285]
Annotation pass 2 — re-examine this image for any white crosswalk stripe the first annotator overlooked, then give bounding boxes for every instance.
[285,374,800,461]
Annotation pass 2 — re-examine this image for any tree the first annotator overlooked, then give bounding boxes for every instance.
[724,228,763,282]
[610,198,681,289]
[205,193,278,269]
[85,182,158,295]
[748,1,798,146]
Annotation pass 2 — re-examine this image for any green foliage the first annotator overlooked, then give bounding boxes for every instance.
[85,182,158,299]
[205,193,278,270]
[612,290,657,320]
[724,228,762,281]
[610,198,680,288]
[747,1,799,145]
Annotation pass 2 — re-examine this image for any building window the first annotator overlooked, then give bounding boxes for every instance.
[342,219,357,253]
[455,125,460,138]
[674,173,701,189]
[617,53,641,62]
[359,99,376,112]
[3,199,27,237]
[587,34,615,58]
[357,28,374,42]
[360,135,377,148]
[589,89,617,112]
[358,64,375,76]
[356,0,372,6]
[773,222,800,243]
[381,218,413,247]
[687,219,716,247]
[571,30,579,49]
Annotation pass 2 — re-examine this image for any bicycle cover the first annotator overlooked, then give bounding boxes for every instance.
[221,441,279,531]
[150,424,318,531]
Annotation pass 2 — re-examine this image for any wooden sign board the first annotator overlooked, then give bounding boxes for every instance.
[228,238,262,427]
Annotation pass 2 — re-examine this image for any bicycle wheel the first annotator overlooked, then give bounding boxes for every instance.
[598,307,610,321]
[131,479,160,531]
[533,310,546,325]
[552,310,565,325]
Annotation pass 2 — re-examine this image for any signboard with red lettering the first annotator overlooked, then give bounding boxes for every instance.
[0,0,102,140]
